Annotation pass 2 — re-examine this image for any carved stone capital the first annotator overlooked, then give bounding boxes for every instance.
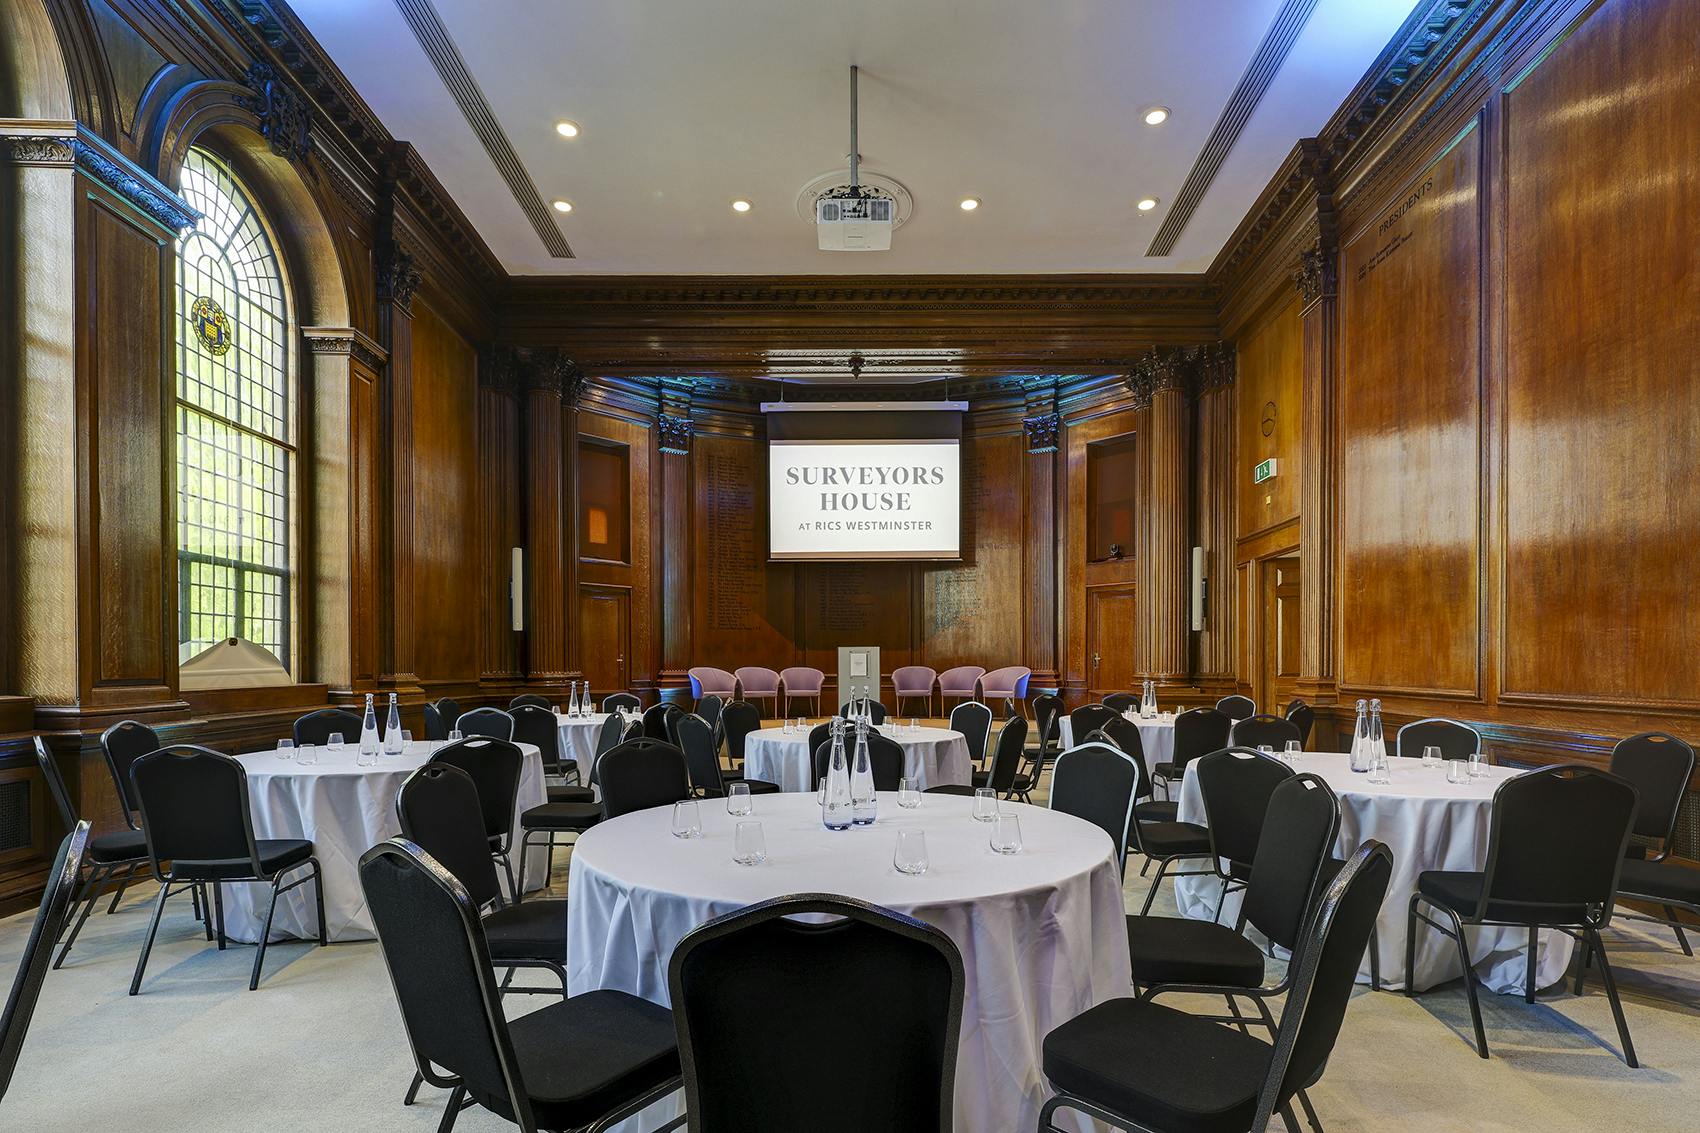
[1023,412,1060,454]
[1293,243,1338,308]
[302,327,389,371]
[1126,346,1196,409]
[657,414,693,455]
[1196,341,1237,393]
[478,345,522,397]
[376,245,423,312]
[238,62,312,162]
[519,347,586,403]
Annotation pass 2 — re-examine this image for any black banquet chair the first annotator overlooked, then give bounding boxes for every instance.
[1405,764,1641,1063]
[457,707,516,741]
[669,893,965,1133]
[1609,732,1700,959]
[293,707,362,747]
[811,732,906,793]
[1283,698,1314,748]
[512,703,589,803]
[422,701,449,742]
[128,745,326,995]
[838,699,889,724]
[509,693,554,711]
[1152,706,1232,800]
[430,737,524,901]
[32,738,149,969]
[949,701,994,769]
[1069,703,1119,747]
[1038,841,1394,1133]
[1048,741,1139,878]
[358,839,682,1133]
[0,821,88,1104]
[601,691,641,714]
[720,700,763,772]
[972,716,1029,799]
[1101,692,1140,714]
[642,702,673,741]
[432,697,464,732]
[1231,713,1302,751]
[677,713,779,798]
[598,738,693,820]
[1197,748,1295,921]
[1395,717,1480,762]
[1216,694,1256,721]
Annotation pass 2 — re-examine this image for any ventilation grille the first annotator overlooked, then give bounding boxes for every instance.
[0,780,30,854]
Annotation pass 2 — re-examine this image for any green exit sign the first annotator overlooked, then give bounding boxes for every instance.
[1253,458,1278,484]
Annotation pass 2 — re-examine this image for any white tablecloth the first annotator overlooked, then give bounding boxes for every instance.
[567,791,1130,1133]
[1173,752,1573,994]
[227,740,547,944]
[742,725,973,792]
[556,712,611,781]
[1058,714,1175,778]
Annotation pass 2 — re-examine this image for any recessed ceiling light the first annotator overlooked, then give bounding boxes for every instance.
[1136,197,1159,211]
[959,197,980,211]
[551,199,573,213]
[731,199,752,213]
[1142,106,1170,126]
[554,120,580,138]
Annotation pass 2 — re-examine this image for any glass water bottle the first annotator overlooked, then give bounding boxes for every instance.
[359,692,380,759]
[850,717,877,825]
[1349,698,1371,772]
[823,718,854,831]
[1368,698,1386,763]
[382,691,404,755]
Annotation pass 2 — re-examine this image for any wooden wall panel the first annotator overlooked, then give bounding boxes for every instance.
[1337,127,1482,697]
[690,430,794,671]
[578,406,654,693]
[921,424,1025,672]
[78,189,172,700]
[1235,294,1302,541]
[477,386,521,682]
[409,301,479,686]
[1499,0,1700,709]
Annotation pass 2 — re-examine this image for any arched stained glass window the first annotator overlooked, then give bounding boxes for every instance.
[174,148,294,669]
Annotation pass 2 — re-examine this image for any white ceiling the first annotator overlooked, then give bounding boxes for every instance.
[290,0,1418,276]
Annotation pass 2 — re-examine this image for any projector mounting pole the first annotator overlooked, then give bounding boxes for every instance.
[849,65,860,191]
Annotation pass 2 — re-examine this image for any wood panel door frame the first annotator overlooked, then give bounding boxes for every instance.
[577,583,632,699]
[1235,521,1300,714]
[1085,582,1137,700]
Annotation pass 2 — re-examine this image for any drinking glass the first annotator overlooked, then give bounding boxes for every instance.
[401,730,413,745]
[448,729,464,742]
[972,787,999,822]
[1446,759,1469,785]
[733,821,766,865]
[990,812,1024,855]
[1422,744,1442,769]
[897,777,921,809]
[1283,740,1302,763]
[296,743,317,766]
[671,800,702,839]
[893,828,929,875]
[1368,751,1391,785]
[908,718,919,735]
[782,718,794,735]
[796,716,806,733]
[277,738,295,760]
[1257,744,1274,756]
[328,732,344,750]
[726,781,753,817]
[1469,751,1486,779]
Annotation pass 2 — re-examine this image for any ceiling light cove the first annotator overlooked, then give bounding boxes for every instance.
[1142,106,1170,126]
[731,199,753,213]
[552,199,573,213]
[959,197,980,211]
[1136,197,1159,211]
[554,120,580,138]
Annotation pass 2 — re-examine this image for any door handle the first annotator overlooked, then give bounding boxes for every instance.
[1091,652,1101,669]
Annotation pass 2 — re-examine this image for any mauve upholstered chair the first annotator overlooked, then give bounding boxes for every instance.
[937,666,985,714]
[892,666,938,717]
[779,667,825,717]
[688,667,738,702]
[977,666,1032,718]
[734,667,782,714]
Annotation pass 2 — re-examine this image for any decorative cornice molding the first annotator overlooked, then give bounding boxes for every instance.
[0,134,74,165]
[237,61,311,162]
[302,326,389,371]
[657,414,693,455]
[1293,243,1338,308]
[1023,413,1061,454]
[71,131,201,232]
[375,244,423,312]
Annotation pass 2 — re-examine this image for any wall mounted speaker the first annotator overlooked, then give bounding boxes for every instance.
[1190,546,1207,631]
[510,547,524,631]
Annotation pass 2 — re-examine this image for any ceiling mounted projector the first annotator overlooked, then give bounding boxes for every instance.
[808,65,905,252]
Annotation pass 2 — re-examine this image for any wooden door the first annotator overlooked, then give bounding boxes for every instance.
[1085,586,1136,698]
[578,585,631,696]
[1260,558,1301,712]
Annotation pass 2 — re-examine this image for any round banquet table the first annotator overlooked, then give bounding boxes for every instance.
[226,740,547,944]
[556,711,611,781]
[567,791,1131,1133]
[742,724,973,792]
[1173,752,1573,994]
[1058,713,1175,777]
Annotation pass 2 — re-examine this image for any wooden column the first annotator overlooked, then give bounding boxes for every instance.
[374,237,421,695]
[1134,351,1193,687]
[1294,240,1339,705]
[657,394,693,690]
[476,348,523,689]
[1193,344,1237,691]
[520,350,574,688]
[1021,388,1061,691]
